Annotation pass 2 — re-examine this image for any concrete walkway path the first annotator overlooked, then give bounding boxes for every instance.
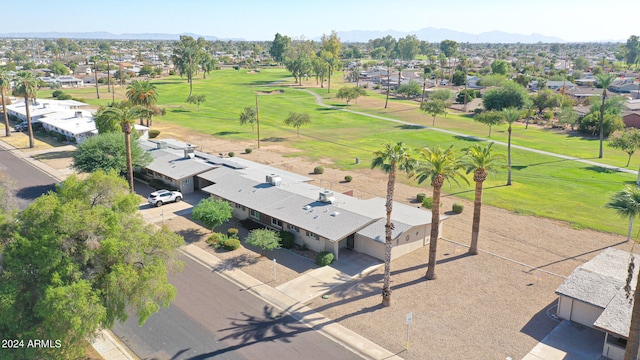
[522,320,604,360]
[276,250,382,303]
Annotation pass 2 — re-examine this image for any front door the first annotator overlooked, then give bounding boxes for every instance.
[346,234,355,250]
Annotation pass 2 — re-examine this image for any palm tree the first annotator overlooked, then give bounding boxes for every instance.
[596,72,616,158]
[13,72,38,148]
[371,142,415,307]
[0,70,11,137]
[606,186,640,360]
[502,107,521,186]
[383,59,394,109]
[416,145,468,280]
[126,80,158,126]
[463,143,504,255]
[100,105,146,192]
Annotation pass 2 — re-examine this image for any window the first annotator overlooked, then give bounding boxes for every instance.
[250,209,260,219]
[271,218,282,227]
[289,224,299,232]
[306,231,318,240]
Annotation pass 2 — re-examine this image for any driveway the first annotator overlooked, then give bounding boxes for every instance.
[522,320,604,360]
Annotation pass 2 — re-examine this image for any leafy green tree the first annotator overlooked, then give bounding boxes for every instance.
[452,70,466,86]
[490,60,510,75]
[503,108,521,186]
[336,86,366,105]
[531,89,561,114]
[12,71,38,148]
[482,81,528,111]
[429,89,455,103]
[439,39,459,76]
[245,228,281,256]
[608,129,640,167]
[474,110,504,137]
[269,33,291,63]
[312,56,328,87]
[371,142,415,307]
[370,47,386,60]
[0,70,11,137]
[0,170,184,360]
[416,145,468,280]
[557,106,580,130]
[625,35,640,69]
[73,132,152,175]
[99,105,147,191]
[283,112,311,137]
[284,40,314,85]
[420,99,446,126]
[579,112,625,137]
[463,143,504,255]
[172,35,200,97]
[595,72,617,158]
[396,35,420,61]
[186,94,207,110]
[605,186,640,360]
[574,56,589,71]
[456,89,477,104]
[126,80,159,126]
[239,105,257,132]
[192,198,233,232]
[49,60,69,76]
[397,80,422,98]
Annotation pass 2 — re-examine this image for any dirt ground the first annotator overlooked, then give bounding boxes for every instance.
[26,118,634,359]
[144,120,632,359]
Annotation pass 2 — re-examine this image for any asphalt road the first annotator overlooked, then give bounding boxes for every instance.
[113,254,362,360]
[0,143,56,209]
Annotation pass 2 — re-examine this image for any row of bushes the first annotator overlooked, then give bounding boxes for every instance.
[417,193,464,214]
[206,228,241,251]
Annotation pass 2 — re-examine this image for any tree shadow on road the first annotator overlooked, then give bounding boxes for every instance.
[212,253,259,272]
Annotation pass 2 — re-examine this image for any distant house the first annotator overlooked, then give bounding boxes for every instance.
[623,112,640,128]
[610,80,640,94]
[555,247,639,360]
[37,75,83,87]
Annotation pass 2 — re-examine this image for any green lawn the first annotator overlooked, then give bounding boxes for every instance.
[39,68,637,235]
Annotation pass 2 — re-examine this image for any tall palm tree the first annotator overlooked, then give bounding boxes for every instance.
[463,143,504,255]
[596,72,616,159]
[371,142,415,307]
[0,70,11,137]
[606,186,640,360]
[383,58,394,109]
[126,80,158,126]
[502,107,521,186]
[13,71,38,148]
[100,105,146,192]
[416,145,468,280]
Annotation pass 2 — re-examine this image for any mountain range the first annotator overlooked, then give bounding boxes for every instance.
[0,28,574,43]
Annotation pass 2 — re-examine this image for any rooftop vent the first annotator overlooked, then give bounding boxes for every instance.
[330,212,340,217]
[75,111,83,118]
[318,190,335,204]
[156,141,167,149]
[303,205,311,210]
[184,147,195,159]
[265,174,282,186]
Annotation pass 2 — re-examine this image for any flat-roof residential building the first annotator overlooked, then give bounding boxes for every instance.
[555,248,640,360]
[139,139,441,262]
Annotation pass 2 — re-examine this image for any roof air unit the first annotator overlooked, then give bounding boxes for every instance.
[318,190,335,204]
[265,174,282,186]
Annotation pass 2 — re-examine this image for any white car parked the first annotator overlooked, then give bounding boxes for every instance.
[148,189,183,207]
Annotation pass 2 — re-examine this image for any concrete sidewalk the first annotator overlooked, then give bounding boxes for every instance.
[183,244,402,360]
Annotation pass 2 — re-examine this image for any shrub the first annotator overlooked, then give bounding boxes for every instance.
[279,231,295,249]
[228,151,235,157]
[313,166,324,174]
[416,193,426,202]
[148,129,161,139]
[206,232,226,247]
[422,196,434,209]
[344,175,353,182]
[52,90,64,98]
[227,228,239,238]
[169,70,176,75]
[452,202,464,214]
[57,93,72,100]
[316,251,334,266]
[245,148,253,154]
[56,133,67,142]
[223,238,241,251]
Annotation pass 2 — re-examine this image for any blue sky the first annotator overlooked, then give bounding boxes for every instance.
[3,0,637,42]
